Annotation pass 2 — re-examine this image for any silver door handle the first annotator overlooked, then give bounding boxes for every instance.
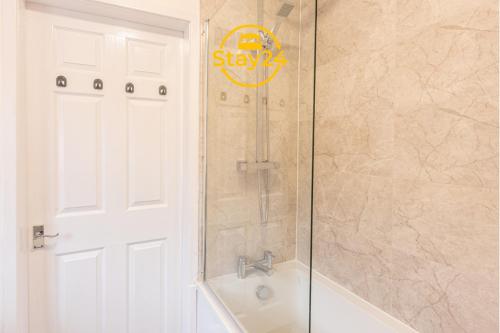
[38,233,60,239]
[33,225,59,249]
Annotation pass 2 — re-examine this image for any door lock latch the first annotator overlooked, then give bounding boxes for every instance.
[33,225,60,249]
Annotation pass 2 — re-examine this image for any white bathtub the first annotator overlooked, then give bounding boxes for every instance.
[199,261,416,333]
[208,261,308,332]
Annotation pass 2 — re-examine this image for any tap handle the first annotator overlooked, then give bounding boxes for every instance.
[263,251,275,267]
[264,251,275,259]
[237,256,248,279]
[238,255,248,264]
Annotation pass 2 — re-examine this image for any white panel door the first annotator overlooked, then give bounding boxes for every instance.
[25,10,182,333]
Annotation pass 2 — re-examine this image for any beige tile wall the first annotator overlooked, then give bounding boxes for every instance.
[201,0,498,331]
[311,0,499,332]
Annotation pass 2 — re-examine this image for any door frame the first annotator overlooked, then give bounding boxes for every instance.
[0,0,28,332]
[0,1,200,332]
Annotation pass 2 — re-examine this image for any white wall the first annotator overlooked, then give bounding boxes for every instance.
[0,0,4,327]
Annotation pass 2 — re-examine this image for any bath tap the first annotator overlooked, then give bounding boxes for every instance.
[237,251,275,279]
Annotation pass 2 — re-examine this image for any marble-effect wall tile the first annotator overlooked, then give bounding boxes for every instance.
[312,0,499,332]
[201,0,498,331]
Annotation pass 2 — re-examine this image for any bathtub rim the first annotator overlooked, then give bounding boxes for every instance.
[298,261,418,333]
[197,280,245,332]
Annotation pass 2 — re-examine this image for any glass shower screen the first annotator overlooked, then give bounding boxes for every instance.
[201,0,317,331]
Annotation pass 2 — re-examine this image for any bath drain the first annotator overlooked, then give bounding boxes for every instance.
[255,285,273,301]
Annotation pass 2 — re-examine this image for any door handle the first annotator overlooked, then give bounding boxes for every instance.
[33,225,60,249]
[41,233,60,238]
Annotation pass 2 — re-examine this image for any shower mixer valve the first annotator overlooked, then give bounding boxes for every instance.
[237,251,275,279]
[236,160,280,172]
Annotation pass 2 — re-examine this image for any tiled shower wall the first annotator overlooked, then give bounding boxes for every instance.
[310,0,499,332]
[201,0,499,332]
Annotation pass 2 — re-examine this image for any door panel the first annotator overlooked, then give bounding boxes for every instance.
[54,27,104,71]
[127,99,167,208]
[127,39,166,77]
[56,249,105,333]
[26,9,182,333]
[56,93,103,214]
[127,240,167,333]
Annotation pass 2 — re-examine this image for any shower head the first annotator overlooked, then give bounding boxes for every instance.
[271,1,295,35]
[276,1,295,18]
[257,0,295,53]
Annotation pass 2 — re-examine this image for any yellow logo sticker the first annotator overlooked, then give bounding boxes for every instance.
[213,24,287,88]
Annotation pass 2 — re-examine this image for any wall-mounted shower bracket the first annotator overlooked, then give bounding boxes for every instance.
[237,160,280,172]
